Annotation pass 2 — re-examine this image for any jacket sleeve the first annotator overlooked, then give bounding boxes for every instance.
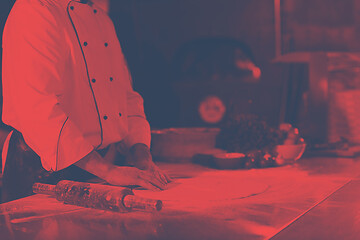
[122,74,151,149]
[2,2,94,171]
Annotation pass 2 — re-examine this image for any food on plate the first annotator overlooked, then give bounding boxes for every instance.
[215,114,305,169]
[216,114,287,153]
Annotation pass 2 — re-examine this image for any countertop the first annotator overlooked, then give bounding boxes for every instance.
[1,156,360,240]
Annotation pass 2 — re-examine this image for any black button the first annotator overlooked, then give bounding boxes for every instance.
[84,42,88,46]
[91,79,96,83]
[110,77,113,82]
[119,113,122,117]
[70,6,74,10]
[94,9,97,13]
[103,115,108,120]
[104,43,108,47]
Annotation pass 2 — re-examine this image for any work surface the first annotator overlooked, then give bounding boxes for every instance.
[1,157,360,240]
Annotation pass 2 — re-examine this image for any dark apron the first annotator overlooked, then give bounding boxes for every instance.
[1,130,101,203]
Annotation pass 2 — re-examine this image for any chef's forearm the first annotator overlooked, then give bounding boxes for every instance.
[75,151,112,180]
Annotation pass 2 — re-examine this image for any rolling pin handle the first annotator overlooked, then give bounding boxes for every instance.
[123,195,163,211]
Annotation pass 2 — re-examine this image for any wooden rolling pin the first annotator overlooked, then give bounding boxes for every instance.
[33,180,162,212]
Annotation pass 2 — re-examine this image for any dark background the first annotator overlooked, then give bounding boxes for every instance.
[107,0,286,129]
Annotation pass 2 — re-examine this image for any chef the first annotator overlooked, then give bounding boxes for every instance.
[1,0,170,202]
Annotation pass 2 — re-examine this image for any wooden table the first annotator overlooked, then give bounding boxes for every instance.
[1,157,360,240]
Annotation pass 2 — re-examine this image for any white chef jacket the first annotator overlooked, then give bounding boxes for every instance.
[2,0,151,171]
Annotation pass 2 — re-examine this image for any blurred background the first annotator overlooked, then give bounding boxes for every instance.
[1,0,360,146]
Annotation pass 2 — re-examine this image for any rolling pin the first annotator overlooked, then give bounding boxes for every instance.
[33,180,162,212]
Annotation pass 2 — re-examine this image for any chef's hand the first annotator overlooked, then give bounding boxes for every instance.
[75,150,167,190]
[126,143,172,185]
[106,166,167,191]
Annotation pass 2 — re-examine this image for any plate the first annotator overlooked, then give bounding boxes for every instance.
[213,152,246,169]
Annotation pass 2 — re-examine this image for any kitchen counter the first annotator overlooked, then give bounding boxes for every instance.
[1,156,360,240]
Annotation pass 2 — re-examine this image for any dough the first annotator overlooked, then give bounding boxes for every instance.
[134,170,269,211]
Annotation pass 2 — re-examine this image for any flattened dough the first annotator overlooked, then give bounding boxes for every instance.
[134,170,269,211]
